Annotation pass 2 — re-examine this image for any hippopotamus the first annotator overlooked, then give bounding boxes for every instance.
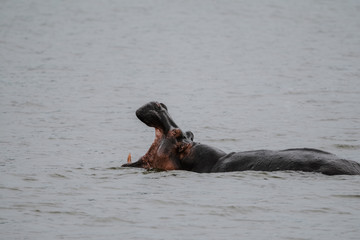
[122,102,360,175]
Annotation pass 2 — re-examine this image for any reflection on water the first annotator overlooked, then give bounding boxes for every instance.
[1,0,360,239]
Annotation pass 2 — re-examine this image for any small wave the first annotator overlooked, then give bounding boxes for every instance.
[33,209,88,216]
[334,144,360,150]
[23,177,38,181]
[0,186,22,191]
[49,173,68,179]
[94,216,136,224]
[333,194,360,198]
[301,208,333,214]
[107,167,123,170]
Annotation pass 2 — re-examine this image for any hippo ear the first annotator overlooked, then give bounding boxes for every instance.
[185,131,194,141]
[160,103,168,110]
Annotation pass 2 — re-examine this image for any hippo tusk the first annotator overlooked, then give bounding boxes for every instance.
[127,153,132,163]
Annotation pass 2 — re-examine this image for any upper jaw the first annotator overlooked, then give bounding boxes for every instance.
[136,101,178,134]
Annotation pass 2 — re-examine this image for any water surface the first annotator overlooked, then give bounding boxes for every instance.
[1,0,360,239]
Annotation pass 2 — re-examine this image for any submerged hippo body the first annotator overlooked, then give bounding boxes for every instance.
[122,102,360,175]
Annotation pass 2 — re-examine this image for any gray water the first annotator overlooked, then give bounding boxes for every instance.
[1,0,360,239]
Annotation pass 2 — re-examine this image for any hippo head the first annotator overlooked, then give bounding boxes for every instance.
[122,102,194,170]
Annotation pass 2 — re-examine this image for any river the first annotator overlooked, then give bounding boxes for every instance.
[1,0,360,239]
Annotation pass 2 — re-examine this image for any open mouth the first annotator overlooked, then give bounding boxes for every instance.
[123,102,194,169]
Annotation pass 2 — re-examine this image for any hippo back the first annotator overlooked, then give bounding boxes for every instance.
[211,148,360,175]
